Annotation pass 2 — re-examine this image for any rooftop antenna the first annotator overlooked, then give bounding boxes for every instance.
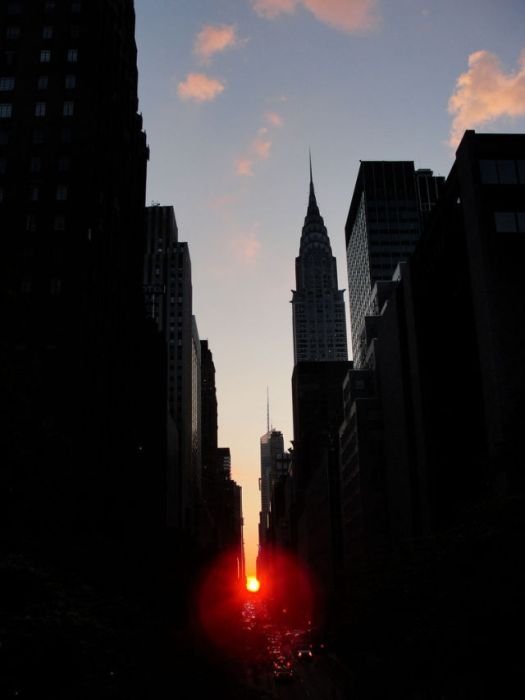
[267,386,271,433]
[309,148,313,185]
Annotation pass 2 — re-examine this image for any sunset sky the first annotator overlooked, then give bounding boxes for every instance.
[133,0,525,573]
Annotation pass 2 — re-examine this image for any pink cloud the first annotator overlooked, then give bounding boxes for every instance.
[266,111,284,127]
[177,73,225,102]
[252,128,272,159]
[253,0,380,33]
[448,49,525,147]
[232,230,262,263]
[236,158,255,176]
[194,24,239,62]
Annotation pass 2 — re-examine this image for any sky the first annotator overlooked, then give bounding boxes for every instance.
[133,0,525,574]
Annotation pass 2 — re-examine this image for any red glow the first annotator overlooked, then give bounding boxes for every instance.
[194,550,247,658]
[194,548,317,660]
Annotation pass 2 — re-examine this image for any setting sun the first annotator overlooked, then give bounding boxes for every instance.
[246,576,260,593]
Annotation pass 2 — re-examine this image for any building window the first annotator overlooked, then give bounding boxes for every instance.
[62,101,74,117]
[30,186,39,201]
[44,2,56,12]
[0,77,15,91]
[32,128,45,144]
[6,26,21,40]
[40,49,51,63]
[53,215,65,231]
[50,278,62,296]
[42,26,53,40]
[29,157,41,173]
[56,184,68,201]
[60,127,72,144]
[66,49,78,63]
[34,102,46,117]
[0,187,4,203]
[518,160,525,185]
[7,3,22,15]
[0,104,13,118]
[0,130,10,145]
[37,75,48,90]
[480,159,518,185]
[0,157,6,175]
[494,211,525,233]
[26,214,37,232]
[64,74,76,89]
[58,156,70,172]
[70,26,80,39]
[71,1,81,12]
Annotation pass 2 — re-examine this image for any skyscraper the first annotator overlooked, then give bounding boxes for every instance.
[291,159,348,364]
[1,0,158,527]
[259,428,285,545]
[345,161,444,367]
[144,205,202,533]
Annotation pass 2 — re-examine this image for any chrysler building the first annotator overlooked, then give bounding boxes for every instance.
[291,160,348,364]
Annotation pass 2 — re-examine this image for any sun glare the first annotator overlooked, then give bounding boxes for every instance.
[246,576,260,593]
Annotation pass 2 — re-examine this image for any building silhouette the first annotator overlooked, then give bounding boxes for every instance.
[339,132,525,595]
[0,0,163,529]
[291,158,348,364]
[144,205,203,535]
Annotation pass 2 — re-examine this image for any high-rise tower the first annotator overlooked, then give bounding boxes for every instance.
[345,162,444,367]
[1,0,157,527]
[291,159,348,364]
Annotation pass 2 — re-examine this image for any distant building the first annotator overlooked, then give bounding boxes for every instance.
[291,159,348,364]
[217,447,232,481]
[259,429,285,545]
[144,205,201,534]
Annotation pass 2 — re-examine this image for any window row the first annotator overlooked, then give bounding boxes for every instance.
[40,48,78,63]
[25,214,67,231]
[5,25,81,41]
[480,159,525,185]
[5,2,81,15]
[37,75,77,89]
[0,101,75,117]
[20,185,69,202]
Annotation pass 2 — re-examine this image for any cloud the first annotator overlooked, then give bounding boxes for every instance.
[235,113,285,177]
[232,229,262,263]
[448,49,525,147]
[177,73,225,102]
[194,24,240,63]
[236,158,255,177]
[252,0,380,33]
[265,111,284,127]
[252,128,272,159]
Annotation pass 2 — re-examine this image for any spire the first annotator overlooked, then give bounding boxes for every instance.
[266,386,270,433]
[307,150,320,219]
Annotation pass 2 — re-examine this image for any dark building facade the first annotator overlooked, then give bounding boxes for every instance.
[291,360,351,624]
[0,0,164,529]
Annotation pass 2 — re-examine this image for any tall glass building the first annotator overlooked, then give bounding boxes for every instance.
[345,162,444,367]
